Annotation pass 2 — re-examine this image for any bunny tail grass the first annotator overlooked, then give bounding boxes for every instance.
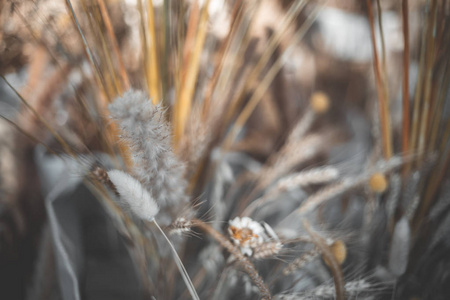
[107,169,160,220]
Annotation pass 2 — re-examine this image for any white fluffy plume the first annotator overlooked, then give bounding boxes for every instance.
[108,90,188,209]
[107,169,159,221]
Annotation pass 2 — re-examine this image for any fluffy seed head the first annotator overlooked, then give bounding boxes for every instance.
[108,90,188,211]
[253,242,283,259]
[369,172,388,193]
[107,169,159,221]
[169,217,193,236]
[283,249,319,275]
[388,217,410,276]
[310,91,330,114]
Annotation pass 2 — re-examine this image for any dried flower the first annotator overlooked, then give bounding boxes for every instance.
[228,217,279,257]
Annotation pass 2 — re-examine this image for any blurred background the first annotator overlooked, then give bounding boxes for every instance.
[0,0,449,299]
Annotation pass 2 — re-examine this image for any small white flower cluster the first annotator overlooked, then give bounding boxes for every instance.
[228,217,280,257]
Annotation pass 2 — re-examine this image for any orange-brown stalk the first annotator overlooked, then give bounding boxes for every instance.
[417,0,438,165]
[401,0,410,172]
[376,0,390,114]
[65,0,108,102]
[82,0,120,98]
[181,0,200,76]
[174,0,210,146]
[77,0,132,165]
[222,0,307,133]
[147,0,162,104]
[97,0,130,91]
[408,1,431,169]
[202,0,244,119]
[428,66,450,151]
[138,0,150,91]
[222,5,318,151]
[366,0,392,159]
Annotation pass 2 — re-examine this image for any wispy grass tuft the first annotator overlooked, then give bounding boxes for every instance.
[1,1,449,299]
